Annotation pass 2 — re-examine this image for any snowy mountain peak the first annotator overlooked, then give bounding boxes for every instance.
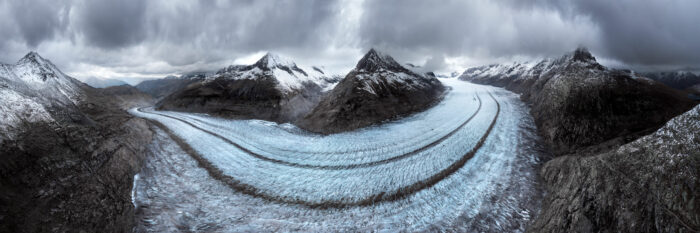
[210,53,340,93]
[18,51,53,68]
[355,48,408,72]
[11,51,68,82]
[569,47,596,63]
[550,47,605,70]
[255,52,298,70]
[1,51,84,109]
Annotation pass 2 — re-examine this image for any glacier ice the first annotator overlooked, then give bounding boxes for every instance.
[131,79,545,232]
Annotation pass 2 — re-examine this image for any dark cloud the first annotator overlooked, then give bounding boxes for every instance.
[358,0,600,71]
[76,0,147,49]
[548,0,700,67]
[141,0,338,66]
[7,0,69,47]
[0,0,699,80]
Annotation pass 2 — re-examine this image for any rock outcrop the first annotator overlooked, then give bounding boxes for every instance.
[0,52,153,232]
[299,49,445,134]
[528,104,700,232]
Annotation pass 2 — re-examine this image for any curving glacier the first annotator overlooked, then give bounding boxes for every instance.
[131,79,545,232]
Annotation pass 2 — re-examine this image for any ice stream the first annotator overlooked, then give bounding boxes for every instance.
[131,79,545,232]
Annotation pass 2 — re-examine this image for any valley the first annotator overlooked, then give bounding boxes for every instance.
[131,79,546,232]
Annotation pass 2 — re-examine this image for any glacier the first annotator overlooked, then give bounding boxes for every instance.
[131,79,545,232]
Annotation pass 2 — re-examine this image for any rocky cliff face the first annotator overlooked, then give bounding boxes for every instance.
[529,104,700,232]
[0,52,153,232]
[460,48,696,155]
[156,53,341,123]
[299,49,445,134]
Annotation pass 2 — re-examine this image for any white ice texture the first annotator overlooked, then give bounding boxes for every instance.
[132,79,545,232]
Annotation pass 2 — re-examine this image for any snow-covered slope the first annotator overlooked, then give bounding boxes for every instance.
[0,52,86,142]
[0,52,84,105]
[211,53,341,92]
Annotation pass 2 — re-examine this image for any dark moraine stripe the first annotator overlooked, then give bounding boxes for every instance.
[142,91,500,209]
[137,94,482,170]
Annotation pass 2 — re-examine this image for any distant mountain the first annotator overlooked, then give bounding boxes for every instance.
[82,77,129,88]
[135,73,203,100]
[459,48,695,155]
[0,52,153,232]
[96,84,154,109]
[685,83,700,101]
[639,71,700,90]
[156,53,342,122]
[299,49,445,134]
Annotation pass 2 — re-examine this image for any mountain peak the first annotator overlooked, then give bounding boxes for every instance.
[18,51,50,66]
[255,52,297,69]
[569,47,597,63]
[355,48,406,72]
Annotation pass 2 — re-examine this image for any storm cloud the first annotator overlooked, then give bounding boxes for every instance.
[0,0,698,82]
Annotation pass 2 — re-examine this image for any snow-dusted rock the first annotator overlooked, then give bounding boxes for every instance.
[460,48,695,155]
[299,49,445,134]
[0,52,155,232]
[157,52,342,122]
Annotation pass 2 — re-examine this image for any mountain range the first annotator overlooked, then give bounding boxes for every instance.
[459,48,695,155]
[1,49,697,232]
[459,48,698,232]
[81,77,129,88]
[149,49,445,133]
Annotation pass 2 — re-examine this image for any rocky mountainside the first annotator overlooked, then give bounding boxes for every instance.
[460,48,696,155]
[82,76,129,88]
[529,104,700,232]
[135,73,204,100]
[0,52,153,232]
[95,84,155,110]
[640,71,700,90]
[299,49,445,134]
[156,53,341,122]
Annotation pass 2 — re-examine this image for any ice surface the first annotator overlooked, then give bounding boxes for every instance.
[132,79,545,232]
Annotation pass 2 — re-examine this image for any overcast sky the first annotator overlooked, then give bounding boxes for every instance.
[1,0,699,83]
